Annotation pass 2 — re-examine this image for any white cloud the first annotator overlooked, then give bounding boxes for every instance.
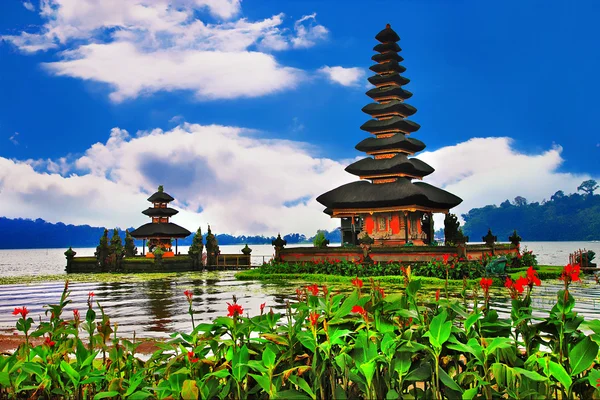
[2,1,330,101]
[291,13,328,48]
[0,124,351,235]
[418,137,597,225]
[23,1,35,12]
[44,43,303,102]
[9,132,19,145]
[0,128,595,237]
[318,66,365,87]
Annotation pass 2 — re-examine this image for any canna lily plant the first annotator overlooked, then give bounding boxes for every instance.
[0,264,599,399]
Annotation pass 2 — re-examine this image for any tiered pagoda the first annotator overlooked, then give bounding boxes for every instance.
[317,24,462,246]
[130,186,191,257]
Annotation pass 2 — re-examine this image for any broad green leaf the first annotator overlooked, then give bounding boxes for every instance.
[588,369,600,391]
[213,316,234,329]
[260,333,289,346]
[465,311,482,334]
[404,363,431,381]
[289,375,316,400]
[463,387,478,400]
[232,345,249,382]
[250,373,272,394]
[297,331,316,353]
[569,336,598,376]
[438,368,463,393]
[393,352,412,377]
[274,390,310,400]
[584,319,600,335]
[513,367,547,382]
[427,310,451,350]
[94,392,120,400]
[360,360,376,389]
[60,361,80,386]
[549,361,572,391]
[262,347,276,369]
[484,337,513,357]
[0,371,10,387]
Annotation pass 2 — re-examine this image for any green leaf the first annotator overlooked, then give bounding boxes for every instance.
[588,369,600,391]
[584,319,600,335]
[426,310,451,350]
[360,360,376,389]
[181,379,199,400]
[250,373,272,394]
[94,392,120,400]
[262,346,276,369]
[288,375,316,400]
[0,371,10,387]
[513,367,547,382]
[404,363,431,381]
[462,387,478,400]
[60,360,80,386]
[232,345,249,382]
[465,311,482,334]
[393,352,412,378]
[438,367,463,393]
[332,291,359,321]
[549,361,572,391]
[260,333,289,346]
[569,336,599,376]
[297,331,316,353]
[214,316,234,329]
[484,337,513,357]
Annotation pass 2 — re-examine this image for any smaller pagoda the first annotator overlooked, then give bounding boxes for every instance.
[130,185,191,258]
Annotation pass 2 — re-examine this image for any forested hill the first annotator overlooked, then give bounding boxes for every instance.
[0,217,341,249]
[462,189,600,241]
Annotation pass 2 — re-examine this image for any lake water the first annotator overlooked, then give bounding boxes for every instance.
[0,241,598,338]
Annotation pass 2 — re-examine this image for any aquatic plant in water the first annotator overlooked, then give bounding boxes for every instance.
[1,264,600,399]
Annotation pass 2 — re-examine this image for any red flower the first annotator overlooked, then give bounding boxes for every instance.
[526,266,541,287]
[307,284,319,296]
[88,292,95,298]
[351,277,363,289]
[435,289,440,302]
[596,377,600,387]
[73,309,80,320]
[480,277,493,291]
[377,287,385,298]
[188,351,199,363]
[184,290,193,301]
[504,277,513,289]
[12,307,29,319]
[560,264,581,283]
[443,254,450,264]
[352,305,366,317]
[308,312,319,326]
[227,302,244,317]
[44,336,55,347]
[322,285,328,296]
[514,276,528,293]
[260,303,266,313]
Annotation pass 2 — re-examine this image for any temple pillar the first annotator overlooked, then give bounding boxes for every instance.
[429,212,434,245]
[403,212,409,243]
[175,239,178,255]
[142,239,146,255]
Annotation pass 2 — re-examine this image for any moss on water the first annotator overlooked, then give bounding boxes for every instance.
[0,271,225,285]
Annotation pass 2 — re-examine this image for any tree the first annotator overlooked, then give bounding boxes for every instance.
[444,213,461,245]
[312,230,329,248]
[124,229,137,257]
[513,196,528,207]
[500,200,512,208]
[188,227,204,268]
[551,190,565,202]
[94,229,110,269]
[109,228,124,270]
[577,179,598,196]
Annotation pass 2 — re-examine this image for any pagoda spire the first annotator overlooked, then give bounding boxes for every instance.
[316,24,462,246]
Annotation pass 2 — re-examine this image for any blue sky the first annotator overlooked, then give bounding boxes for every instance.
[0,0,599,235]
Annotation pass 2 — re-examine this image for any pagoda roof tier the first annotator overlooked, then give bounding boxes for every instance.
[316,179,462,212]
[368,73,410,87]
[360,116,420,134]
[374,42,401,53]
[369,60,406,74]
[362,100,416,118]
[355,133,425,154]
[375,25,400,43]
[372,52,403,63]
[130,222,191,239]
[142,207,179,217]
[366,86,412,101]
[147,191,174,203]
[345,154,434,178]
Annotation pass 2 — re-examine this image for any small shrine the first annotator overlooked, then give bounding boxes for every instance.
[130,185,191,258]
[317,24,462,246]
